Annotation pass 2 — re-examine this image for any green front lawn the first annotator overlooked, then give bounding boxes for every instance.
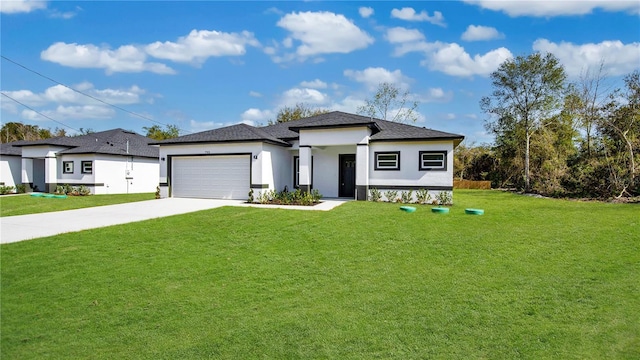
[1,191,638,359]
[0,193,155,217]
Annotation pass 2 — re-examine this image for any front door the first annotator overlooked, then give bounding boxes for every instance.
[339,154,356,198]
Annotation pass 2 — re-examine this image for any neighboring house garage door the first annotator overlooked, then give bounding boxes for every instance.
[172,155,250,200]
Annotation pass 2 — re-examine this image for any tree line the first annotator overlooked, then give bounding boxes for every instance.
[457,53,639,199]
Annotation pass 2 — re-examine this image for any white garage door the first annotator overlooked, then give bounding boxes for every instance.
[172,155,250,199]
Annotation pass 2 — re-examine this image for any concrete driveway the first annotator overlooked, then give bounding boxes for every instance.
[0,197,347,244]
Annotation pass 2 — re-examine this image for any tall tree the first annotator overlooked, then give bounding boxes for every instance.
[481,53,567,191]
[0,122,52,142]
[357,82,419,123]
[269,103,330,125]
[143,124,180,140]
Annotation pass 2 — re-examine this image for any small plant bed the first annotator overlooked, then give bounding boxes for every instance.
[369,188,454,206]
[54,184,91,197]
[247,188,323,206]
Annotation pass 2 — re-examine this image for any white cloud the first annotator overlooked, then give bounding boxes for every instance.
[390,37,512,77]
[344,67,412,90]
[22,105,115,121]
[249,91,262,98]
[275,11,374,61]
[463,0,640,17]
[359,6,374,18]
[41,42,176,75]
[300,79,328,89]
[145,29,260,64]
[423,42,513,77]
[48,6,81,19]
[241,108,274,122]
[280,88,329,107]
[461,25,504,41]
[422,87,454,103]
[0,0,46,14]
[391,7,446,27]
[328,96,366,114]
[385,27,425,44]
[533,39,640,77]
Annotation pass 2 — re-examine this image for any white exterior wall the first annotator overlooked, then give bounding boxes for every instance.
[0,156,21,189]
[94,155,159,194]
[299,127,370,146]
[57,154,96,189]
[369,141,454,187]
[263,144,292,192]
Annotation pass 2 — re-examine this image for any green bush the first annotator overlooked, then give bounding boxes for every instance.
[0,185,16,195]
[369,188,382,202]
[401,190,414,203]
[436,191,453,205]
[415,188,431,204]
[15,184,26,194]
[384,190,399,203]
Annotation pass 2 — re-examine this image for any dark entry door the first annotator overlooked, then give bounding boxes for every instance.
[339,154,356,198]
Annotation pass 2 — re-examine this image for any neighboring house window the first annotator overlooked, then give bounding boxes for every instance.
[293,156,313,188]
[81,161,93,174]
[63,161,74,174]
[375,152,400,170]
[419,151,447,171]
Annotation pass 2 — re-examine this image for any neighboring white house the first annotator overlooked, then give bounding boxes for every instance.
[8,129,159,194]
[0,143,23,189]
[155,111,464,201]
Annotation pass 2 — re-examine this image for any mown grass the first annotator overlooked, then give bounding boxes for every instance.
[1,190,638,359]
[0,193,155,217]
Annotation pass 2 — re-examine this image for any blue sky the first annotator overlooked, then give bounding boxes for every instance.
[1,1,639,144]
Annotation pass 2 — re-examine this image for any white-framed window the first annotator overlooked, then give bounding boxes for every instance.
[293,156,313,188]
[63,161,74,174]
[419,151,447,171]
[375,152,400,170]
[81,161,93,174]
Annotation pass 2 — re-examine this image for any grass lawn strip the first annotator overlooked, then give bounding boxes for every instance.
[0,193,155,217]
[1,190,638,359]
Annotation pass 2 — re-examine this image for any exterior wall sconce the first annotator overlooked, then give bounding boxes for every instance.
[161,157,165,161]
[253,155,258,159]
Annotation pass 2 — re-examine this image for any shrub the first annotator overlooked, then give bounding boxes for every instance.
[384,190,399,203]
[155,186,161,199]
[55,185,66,195]
[369,188,382,202]
[15,184,26,193]
[401,190,414,204]
[415,188,431,204]
[0,186,15,195]
[64,184,74,195]
[436,191,453,205]
[311,189,322,203]
[78,185,91,196]
[247,189,254,203]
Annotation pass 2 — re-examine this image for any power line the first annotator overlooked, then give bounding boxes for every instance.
[1,92,81,132]
[1,55,190,134]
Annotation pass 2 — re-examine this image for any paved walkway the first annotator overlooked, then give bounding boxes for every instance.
[0,198,347,244]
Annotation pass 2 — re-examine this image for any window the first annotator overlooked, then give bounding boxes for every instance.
[419,151,447,171]
[63,161,74,174]
[375,152,400,170]
[293,156,313,188]
[81,161,93,174]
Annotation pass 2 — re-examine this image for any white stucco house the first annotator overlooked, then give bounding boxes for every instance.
[155,111,464,201]
[4,129,159,194]
[0,143,22,189]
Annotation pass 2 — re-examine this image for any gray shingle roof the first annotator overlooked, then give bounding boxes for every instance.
[11,129,159,158]
[154,111,464,146]
[0,142,22,156]
[152,123,290,146]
